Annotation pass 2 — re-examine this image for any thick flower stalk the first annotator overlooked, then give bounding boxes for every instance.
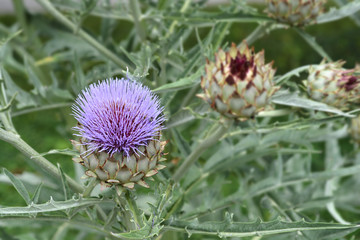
[306,60,360,110]
[265,0,326,26]
[350,115,360,144]
[198,42,278,120]
[71,78,166,188]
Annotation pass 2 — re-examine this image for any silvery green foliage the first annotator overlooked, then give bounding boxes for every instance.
[0,0,360,239]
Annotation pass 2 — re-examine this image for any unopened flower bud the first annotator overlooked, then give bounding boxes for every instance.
[266,0,326,26]
[198,42,278,120]
[307,60,360,110]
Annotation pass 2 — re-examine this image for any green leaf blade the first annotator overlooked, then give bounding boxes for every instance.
[164,218,359,238]
[317,1,360,24]
[153,68,203,93]
[271,91,353,117]
[3,168,31,205]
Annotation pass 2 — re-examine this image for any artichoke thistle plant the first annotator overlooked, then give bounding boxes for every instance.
[1,1,360,240]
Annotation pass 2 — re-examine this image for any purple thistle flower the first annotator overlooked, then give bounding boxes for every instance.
[72,78,165,157]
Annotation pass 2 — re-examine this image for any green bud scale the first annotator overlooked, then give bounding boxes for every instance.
[72,136,167,189]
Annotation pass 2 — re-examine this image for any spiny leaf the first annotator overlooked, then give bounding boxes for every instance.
[0,171,56,189]
[228,115,345,137]
[249,164,360,198]
[0,197,113,216]
[57,164,72,201]
[211,148,319,174]
[294,28,332,61]
[275,65,312,85]
[119,44,154,78]
[31,183,43,204]
[317,1,360,24]
[153,68,203,93]
[271,91,353,117]
[3,168,31,205]
[163,218,359,238]
[36,148,79,157]
[111,215,163,239]
[183,165,360,220]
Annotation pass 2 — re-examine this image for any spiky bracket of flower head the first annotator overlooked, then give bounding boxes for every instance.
[199,42,278,120]
[307,60,360,110]
[266,0,326,26]
[72,78,166,188]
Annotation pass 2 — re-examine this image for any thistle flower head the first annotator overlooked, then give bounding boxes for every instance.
[307,60,360,109]
[265,0,326,26]
[71,78,167,188]
[199,42,278,120]
[72,78,165,156]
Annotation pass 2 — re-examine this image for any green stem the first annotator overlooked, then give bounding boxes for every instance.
[36,0,132,70]
[158,53,167,89]
[0,82,16,132]
[11,103,72,117]
[125,189,143,229]
[244,21,273,45]
[114,186,137,231]
[129,0,146,41]
[82,178,98,197]
[0,128,84,193]
[294,28,333,61]
[95,205,107,221]
[12,0,28,38]
[173,119,233,182]
[179,85,199,110]
[213,22,231,50]
[51,222,70,240]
